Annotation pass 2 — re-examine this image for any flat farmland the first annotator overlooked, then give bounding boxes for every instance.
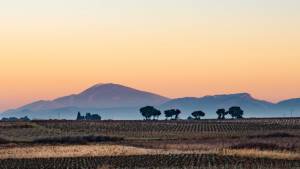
[0,154,299,169]
[0,118,299,169]
[1,118,299,141]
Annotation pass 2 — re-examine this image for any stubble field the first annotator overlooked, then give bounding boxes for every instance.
[0,118,299,169]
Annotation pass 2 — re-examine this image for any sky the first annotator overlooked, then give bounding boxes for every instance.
[1,0,300,112]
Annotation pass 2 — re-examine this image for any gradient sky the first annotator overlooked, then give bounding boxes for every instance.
[1,0,300,111]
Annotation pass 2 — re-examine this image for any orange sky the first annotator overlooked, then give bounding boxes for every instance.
[1,0,300,111]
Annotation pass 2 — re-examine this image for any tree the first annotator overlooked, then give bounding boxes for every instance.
[76,112,85,120]
[216,109,227,119]
[20,116,30,121]
[164,109,181,120]
[90,114,101,120]
[187,116,194,120]
[85,113,92,120]
[173,109,181,120]
[164,110,173,120]
[140,106,161,120]
[191,110,205,120]
[76,112,101,121]
[152,108,161,120]
[228,106,244,119]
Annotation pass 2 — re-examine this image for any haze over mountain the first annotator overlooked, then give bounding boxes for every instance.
[17,83,170,111]
[1,83,169,119]
[1,83,299,120]
[161,93,275,118]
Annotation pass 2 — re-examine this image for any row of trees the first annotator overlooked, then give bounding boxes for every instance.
[1,116,30,122]
[216,107,244,119]
[76,112,101,120]
[140,106,244,120]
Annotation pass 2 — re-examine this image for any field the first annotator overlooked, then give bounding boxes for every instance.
[0,118,299,168]
[1,154,299,169]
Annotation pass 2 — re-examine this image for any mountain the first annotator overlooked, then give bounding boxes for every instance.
[276,98,300,116]
[22,83,170,110]
[0,83,170,119]
[160,93,276,118]
[1,84,300,120]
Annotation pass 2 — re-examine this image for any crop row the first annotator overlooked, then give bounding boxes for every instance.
[1,119,299,141]
[0,154,299,169]
[36,119,300,139]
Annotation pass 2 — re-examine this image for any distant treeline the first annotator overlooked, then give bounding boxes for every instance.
[76,112,101,121]
[1,116,30,122]
[140,106,244,120]
[1,107,243,121]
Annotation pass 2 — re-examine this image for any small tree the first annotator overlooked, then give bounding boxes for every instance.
[20,116,30,121]
[173,109,181,120]
[164,109,181,120]
[76,112,84,120]
[152,109,161,120]
[192,110,205,120]
[90,114,101,120]
[164,110,173,120]
[140,106,160,120]
[216,109,227,119]
[228,106,244,119]
[85,113,92,120]
[187,116,194,120]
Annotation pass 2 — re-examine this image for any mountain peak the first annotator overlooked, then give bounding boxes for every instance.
[86,83,120,89]
[81,83,147,96]
[86,83,135,90]
[11,83,170,112]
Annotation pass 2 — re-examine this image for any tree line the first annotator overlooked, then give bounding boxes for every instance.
[76,112,101,120]
[1,116,30,122]
[140,106,244,120]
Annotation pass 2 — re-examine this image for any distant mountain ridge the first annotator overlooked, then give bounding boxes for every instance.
[1,83,170,119]
[1,83,300,119]
[160,93,276,118]
[17,83,170,111]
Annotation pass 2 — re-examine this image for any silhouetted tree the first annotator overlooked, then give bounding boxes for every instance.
[192,110,205,120]
[140,106,152,120]
[164,110,173,120]
[173,109,181,120]
[187,116,194,120]
[1,117,18,121]
[164,109,181,120]
[140,106,161,120]
[228,106,244,119]
[216,109,227,119]
[85,113,92,120]
[1,116,30,121]
[76,112,85,120]
[20,116,30,121]
[152,108,161,120]
[77,112,101,121]
[90,114,101,120]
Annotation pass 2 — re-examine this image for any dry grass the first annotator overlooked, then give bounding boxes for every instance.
[2,143,298,160]
[157,143,218,152]
[0,144,208,159]
[0,144,164,159]
[0,143,218,160]
[220,148,300,160]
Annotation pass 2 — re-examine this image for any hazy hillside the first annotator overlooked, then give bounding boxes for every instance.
[160,93,275,118]
[1,84,300,120]
[276,98,300,117]
[0,83,169,119]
